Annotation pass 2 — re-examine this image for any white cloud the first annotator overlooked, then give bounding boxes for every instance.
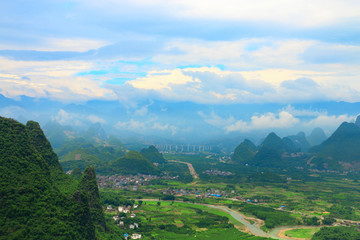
[87,115,106,124]
[134,101,154,116]
[114,119,145,131]
[81,0,360,28]
[129,69,194,90]
[225,111,299,132]
[305,114,356,129]
[0,57,114,101]
[282,105,327,117]
[152,122,169,131]
[198,111,235,128]
[52,109,84,126]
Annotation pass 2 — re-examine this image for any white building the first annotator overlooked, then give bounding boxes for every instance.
[131,233,142,239]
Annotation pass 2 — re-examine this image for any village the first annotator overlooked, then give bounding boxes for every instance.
[106,203,142,239]
[96,174,267,203]
[96,174,178,189]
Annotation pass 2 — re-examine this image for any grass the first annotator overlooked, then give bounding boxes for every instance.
[137,200,272,239]
[285,228,320,239]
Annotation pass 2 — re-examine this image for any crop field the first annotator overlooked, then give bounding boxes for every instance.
[136,201,272,239]
[162,154,360,219]
[285,227,320,239]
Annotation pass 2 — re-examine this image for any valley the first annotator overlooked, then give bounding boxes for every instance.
[3,117,360,239]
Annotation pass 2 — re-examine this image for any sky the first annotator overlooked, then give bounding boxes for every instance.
[1,0,360,140]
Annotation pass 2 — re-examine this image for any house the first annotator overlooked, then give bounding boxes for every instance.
[131,233,142,239]
[113,215,119,221]
[118,206,124,212]
[119,221,124,226]
[134,204,138,209]
[129,224,135,229]
[107,205,113,211]
[134,222,139,228]
[130,213,136,218]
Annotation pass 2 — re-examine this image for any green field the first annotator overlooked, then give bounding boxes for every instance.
[133,201,272,239]
[285,228,320,239]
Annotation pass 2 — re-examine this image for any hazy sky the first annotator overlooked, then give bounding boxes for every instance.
[1,0,360,136]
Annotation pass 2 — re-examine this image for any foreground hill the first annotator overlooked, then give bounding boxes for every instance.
[0,117,105,239]
[309,122,360,170]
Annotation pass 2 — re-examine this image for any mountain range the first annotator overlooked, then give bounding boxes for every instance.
[232,119,360,171]
[1,93,359,146]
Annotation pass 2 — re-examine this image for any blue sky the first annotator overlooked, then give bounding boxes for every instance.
[1,0,360,137]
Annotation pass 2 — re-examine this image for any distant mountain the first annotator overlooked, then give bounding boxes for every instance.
[0,117,99,239]
[232,139,257,164]
[83,122,108,142]
[355,115,360,128]
[287,132,311,152]
[308,127,327,146]
[309,122,360,170]
[260,132,298,153]
[43,120,76,149]
[110,150,160,175]
[140,145,167,163]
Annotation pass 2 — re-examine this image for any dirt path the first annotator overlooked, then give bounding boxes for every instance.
[168,160,199,179]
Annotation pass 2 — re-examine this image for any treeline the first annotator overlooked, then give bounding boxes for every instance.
[312,226,360,240]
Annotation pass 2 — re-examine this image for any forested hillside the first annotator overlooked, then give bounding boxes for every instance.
[0,117,105,239]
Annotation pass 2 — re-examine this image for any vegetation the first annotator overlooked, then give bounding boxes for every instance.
[312,226,360,240]
[235,203,298,229]
[285,228,320,239]
[109,150,160,175]
[141,145,167,163]
[309,122,360,170]
[232,139,256,164]
[132,201,272,239]
[80,166,106,230]
[0,117,96,239]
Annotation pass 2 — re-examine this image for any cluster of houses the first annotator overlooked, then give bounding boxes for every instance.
[160,187,237,199]
[96,174,178,189]
[202,169,234,176]
[106,204,142,239]
[233,196,265,203]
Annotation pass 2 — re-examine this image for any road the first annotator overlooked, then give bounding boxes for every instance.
[168,160,199,179]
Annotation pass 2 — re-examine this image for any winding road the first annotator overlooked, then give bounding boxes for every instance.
[168,160,199,179]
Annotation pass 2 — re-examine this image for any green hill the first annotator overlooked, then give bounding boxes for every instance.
[140,145,166,163]
[231,139,257,164]
[110,150,160,175]
[252,146,284,168]
[0,117,99,239]
[60,148,103,172]
[309,122,360,170]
